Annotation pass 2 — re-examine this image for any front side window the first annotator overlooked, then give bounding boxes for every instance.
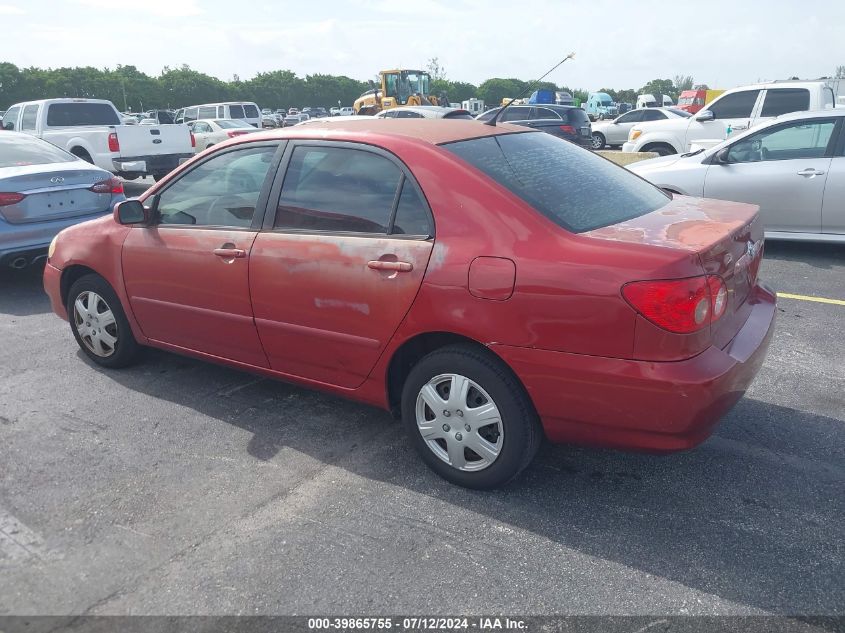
[2,106,21,130]
[616,110,643,124]
[760,89,810,117]
[727,120,836,163]
[444,132,669,233]
[156,146,276,227]
[275,146,402,233]
[708,90,760,119]
[501,106,531,122]
[641,110,667,121]
[532,107,561,120]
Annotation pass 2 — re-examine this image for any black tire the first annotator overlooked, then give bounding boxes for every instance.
[643,143,677,157]
[67,273,140,369]
[401,344,542,489]
[71,148,94,164]
[591,132,606,150]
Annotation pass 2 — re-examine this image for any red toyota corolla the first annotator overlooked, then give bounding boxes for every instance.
[43,119,775,488]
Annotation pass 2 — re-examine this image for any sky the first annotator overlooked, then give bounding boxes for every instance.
[0,0,842,91]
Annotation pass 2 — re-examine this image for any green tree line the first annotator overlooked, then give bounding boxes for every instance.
[1,60,744,112]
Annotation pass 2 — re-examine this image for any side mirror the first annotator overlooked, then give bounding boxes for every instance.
[115,199,152,225]
[696,110,714,122]
[714,147,731,164]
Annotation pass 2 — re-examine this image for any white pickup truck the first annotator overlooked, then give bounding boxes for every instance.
[1,98,194,181]
[622,81,838,156]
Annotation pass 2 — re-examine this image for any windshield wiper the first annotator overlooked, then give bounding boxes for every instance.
[680,148,705,158]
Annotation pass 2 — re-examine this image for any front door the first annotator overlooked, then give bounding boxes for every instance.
[687,89,761,149]
[122,143,282,367]
[704,118,837,234]
[249,142,434,389]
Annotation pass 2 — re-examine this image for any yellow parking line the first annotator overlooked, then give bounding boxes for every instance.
[777,292,845,306]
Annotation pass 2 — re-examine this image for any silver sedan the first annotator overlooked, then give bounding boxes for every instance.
[628,109,845,242]
[0,132,125,269]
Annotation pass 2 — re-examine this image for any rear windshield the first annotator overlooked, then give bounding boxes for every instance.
[443,132,669,233]
[228,105,246,119]
[0,134,76,167]
[243,104,260,118]
[566,108,590,124]
[46,103,121,126]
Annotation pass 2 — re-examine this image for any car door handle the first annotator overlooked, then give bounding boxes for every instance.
[368,260,413,272]
[213,247,246,258]
[797,168,825,177]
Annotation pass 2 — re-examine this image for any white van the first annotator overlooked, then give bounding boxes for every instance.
[637,94,674,109]
[174,102,261,128]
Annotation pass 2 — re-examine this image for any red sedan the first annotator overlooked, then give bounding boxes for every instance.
[43,119,776,489]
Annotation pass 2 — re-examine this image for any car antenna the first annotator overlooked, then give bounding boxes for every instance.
[485,52,576,127]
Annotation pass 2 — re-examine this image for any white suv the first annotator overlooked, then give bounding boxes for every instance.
[622,81,837,156]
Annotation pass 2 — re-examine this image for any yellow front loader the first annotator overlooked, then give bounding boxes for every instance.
[353,69,444,115]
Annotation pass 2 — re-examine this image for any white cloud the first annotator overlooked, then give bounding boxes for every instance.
[72,0,201,16]
[0,3,24,13]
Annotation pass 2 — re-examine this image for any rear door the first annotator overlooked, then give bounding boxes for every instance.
[249,141,434,388]
[688,89,761,148]
[821,128,845,235]
[122,142,283,366]
[704,117,838,233]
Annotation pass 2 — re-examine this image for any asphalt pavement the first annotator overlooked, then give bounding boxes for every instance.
[0,231,843,616]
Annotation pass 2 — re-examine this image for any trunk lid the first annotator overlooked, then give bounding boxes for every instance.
[0,163,113,224]
[586,195,764,348]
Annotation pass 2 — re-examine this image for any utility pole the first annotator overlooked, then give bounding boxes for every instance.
[121,80,128,112]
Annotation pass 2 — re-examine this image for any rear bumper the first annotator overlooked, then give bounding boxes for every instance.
[491,284,777,453]
[113,153,193,175]
[0,210,111,267]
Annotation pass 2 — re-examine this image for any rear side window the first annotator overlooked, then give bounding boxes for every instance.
[532,107,561,120]
[392,180,432,236]
[275,146,402,233]
[198,106,217,119]
[760,89,811,117]
[642,110,666,121]
[708,90,760,119]
[500,106,530,122]
[229,105,246,119]
[46,103,121,126]
[443,132,669,233]
[0,133,76,167]
[21,105,39,130]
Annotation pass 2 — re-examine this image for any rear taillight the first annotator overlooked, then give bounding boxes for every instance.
[622,275,727,334]
[90,177,124,194]
[226,131,248,138]
[560,125,576,134]
[0,192,26,206]
[108,132,120,152]
[190,132,196,147]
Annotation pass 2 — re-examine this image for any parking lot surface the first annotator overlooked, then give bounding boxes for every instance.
[1,238,843,616]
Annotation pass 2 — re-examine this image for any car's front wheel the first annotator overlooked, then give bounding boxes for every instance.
[591,132,606,150]
[67,274,140,368]
[401,345,542,489]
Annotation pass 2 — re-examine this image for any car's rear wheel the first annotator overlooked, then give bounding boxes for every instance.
[401,345,542,489]
[591,132,606,150]
[67,274,140,368]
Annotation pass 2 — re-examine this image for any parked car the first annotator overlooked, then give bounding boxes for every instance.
[0,132,125,269]
[329,107,341,116]
[617,102,633,114]
[623,81,837,156]
[628,109,844,242]
[476,104,592,148]
[288,108,300,115]
[175,102,262,128]
[590,107,691,149]
[282,115,302,127]
[637,94,674,109]
[375,106,474,120]
[338,107,354,116]
[261,115,278,128]
[2,99,194,181]
[43,119,775,488]
[187,119,262,151]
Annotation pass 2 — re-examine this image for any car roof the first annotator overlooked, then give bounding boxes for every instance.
[232,118,530,146]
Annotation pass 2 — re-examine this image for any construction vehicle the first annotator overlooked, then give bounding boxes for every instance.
[353,69,445,115]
